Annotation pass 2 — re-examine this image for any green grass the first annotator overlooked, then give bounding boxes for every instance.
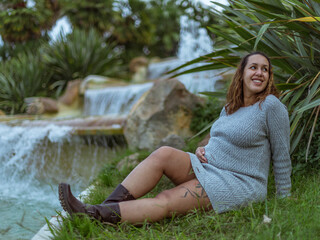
[49,148,320,240]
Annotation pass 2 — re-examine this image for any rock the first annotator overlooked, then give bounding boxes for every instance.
[80,75,129,94]
[25,97,59,115]
[124,78,203,150]
[59,79,82,105]
[129,56,148,73]
[129,57,148,83]
[116,153,140,172]
[157,134,186,150]
[132,66,148,83]
[0,110,5,116]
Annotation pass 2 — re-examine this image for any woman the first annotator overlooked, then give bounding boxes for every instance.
[59,52,292,224]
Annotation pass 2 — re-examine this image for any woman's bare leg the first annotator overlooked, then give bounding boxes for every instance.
[119,178,212,223]
[121,146,195,199]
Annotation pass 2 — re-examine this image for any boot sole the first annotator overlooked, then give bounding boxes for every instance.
[58,183,73,215]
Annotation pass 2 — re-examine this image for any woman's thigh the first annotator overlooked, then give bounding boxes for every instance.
[149,146,196,185]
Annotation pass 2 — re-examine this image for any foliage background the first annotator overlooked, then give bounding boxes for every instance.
[0,0,215,113]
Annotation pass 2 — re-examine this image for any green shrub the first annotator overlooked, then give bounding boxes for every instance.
[292,110,320,174]
[0,51,51,114]
[190,97,224,135]
[43,28,121,95]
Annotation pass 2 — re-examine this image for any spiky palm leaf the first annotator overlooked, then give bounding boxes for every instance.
[43,28,121,95]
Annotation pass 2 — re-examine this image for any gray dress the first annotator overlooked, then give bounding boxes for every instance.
[188,95,292,213]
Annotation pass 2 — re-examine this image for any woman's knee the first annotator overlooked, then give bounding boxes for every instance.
[154,190,172,217]
[149,146,174,165]
[154,146,175,158]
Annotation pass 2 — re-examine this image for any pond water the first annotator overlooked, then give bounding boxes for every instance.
[0,124,119,240]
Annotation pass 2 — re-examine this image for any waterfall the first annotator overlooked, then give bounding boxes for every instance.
[0,124,73,202]
[84,82,153,116]
[147,15,223,93]
[83,15,223,117]
[0,125,101,201]
[176,15,223,93]
[0,124,112,201]
[0,123,112,240]
[177,15,213,61]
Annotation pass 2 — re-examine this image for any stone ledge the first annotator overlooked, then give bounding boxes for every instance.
[0,116,124,136]
[72,126,123,136]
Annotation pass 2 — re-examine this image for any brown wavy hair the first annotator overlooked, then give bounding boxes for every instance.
[225,52,279,115]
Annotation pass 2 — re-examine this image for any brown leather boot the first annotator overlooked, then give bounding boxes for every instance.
[102,184,135,204]
[58,183,121,224]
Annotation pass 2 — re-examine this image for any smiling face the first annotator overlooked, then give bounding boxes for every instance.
[242,54,270,102]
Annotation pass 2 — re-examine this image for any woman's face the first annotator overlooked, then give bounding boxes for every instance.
[242,54,269,98]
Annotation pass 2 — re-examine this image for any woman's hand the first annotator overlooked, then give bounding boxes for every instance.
[195,147,208,163]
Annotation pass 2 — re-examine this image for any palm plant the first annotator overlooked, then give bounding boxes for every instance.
[0,51,51,114]
[43,28,121,95]
[172,0,320,161]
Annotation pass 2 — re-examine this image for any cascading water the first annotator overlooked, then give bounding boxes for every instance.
[176,15,224,93]
[148,15,224,93]
[0,123,112,240]
[84,82,153,116]
[84,15,223,116]
[0,124,71,200]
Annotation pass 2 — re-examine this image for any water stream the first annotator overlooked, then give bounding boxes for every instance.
[0,124,116,240]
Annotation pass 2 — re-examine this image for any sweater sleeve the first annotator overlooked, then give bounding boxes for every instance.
[265,97,292,198]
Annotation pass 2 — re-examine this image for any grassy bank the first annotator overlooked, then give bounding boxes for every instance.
[48,148,320,239]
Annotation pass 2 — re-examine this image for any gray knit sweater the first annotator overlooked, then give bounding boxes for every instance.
[188,95,292,213]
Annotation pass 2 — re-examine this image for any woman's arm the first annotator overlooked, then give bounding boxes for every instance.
[266,98,292,197]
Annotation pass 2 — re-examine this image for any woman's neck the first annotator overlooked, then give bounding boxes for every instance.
[243,96,256,107]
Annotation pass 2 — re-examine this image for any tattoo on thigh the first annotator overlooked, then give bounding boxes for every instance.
[182,183,208,199]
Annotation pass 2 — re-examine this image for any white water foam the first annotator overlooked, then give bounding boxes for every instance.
[0,124,72,203]
[0,123,113,239]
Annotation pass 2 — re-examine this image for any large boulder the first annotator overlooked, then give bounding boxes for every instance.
[124,78,203,150]
[116,153,140,172]
[156,134,186,150]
